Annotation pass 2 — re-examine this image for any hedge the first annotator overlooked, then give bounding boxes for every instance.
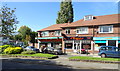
[4,47,23,54]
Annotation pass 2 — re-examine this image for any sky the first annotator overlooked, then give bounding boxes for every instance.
[2,2,118,32]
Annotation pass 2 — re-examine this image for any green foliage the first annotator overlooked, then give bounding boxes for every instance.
[1,4,18,36]
[17,26,37,46]
[56,0,74,24]
[69,56,119,61]
[18,25,34,46]
[12,53,57,58]
[4,47,23,54]
[14,34,22,41]
[18,25,32,40]
[0,45,12,53]
[30,31,38,43]
[21,50,36,54]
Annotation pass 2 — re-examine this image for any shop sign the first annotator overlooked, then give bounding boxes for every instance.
[64,37,92,40]
[39,39,62,42]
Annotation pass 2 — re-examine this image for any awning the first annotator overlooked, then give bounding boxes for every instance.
[94,40,106,43]
[119,40,120,43]
[93,37,120,40]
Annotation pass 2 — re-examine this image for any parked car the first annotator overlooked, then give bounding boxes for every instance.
[98,46,120,58]
[21,45,27,49]
[43,47,63,55]
[24,46,39,53]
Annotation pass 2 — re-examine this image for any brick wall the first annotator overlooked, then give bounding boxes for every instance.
[37,24,119,38]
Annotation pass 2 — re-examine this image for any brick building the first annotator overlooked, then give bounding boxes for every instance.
[36,14,120,53]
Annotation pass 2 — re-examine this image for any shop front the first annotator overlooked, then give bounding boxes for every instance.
[37,37,63,51]
[64,37,93,53]
[93,37,120,51]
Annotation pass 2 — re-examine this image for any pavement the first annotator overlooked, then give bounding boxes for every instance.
[67,53,100,57]
[51,55,119,69]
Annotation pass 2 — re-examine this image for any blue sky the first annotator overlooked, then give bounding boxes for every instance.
[3,2,118,32]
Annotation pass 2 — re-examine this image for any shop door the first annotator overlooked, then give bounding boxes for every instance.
[74,43,79,52]
[74,41,81,53]
[108,40,116,46]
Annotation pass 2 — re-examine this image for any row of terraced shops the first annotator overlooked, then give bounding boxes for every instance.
[36,14,120,54]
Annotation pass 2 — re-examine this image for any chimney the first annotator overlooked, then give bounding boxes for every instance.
[67,21,71,25]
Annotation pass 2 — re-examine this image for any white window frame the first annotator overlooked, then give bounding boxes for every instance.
[41,31,49,36]
[54,31,61,36]
[76,27,88,34]
[65,29,70,34]
[99,25,113,33]
[84,15,93,21]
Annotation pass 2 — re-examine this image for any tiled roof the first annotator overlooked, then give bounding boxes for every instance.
[61,14,120,28]
[37,14,119,32]
[37,23,68,32]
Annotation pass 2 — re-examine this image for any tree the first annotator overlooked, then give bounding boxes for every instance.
[26,35,31,42]
[0,4,18,36]
[18,26,32,45]
[30,31,38,46]
[18,25,32,40]
[14,34,22,41]
[18,26,38,46]
[56,0,74,24]
[30,31,37,43]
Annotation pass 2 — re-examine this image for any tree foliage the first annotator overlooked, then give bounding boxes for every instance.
[18,25,37,46]
[56,0,74,24]
[30,31,38,43]
[0,4,18,36]
[18,25,32,40]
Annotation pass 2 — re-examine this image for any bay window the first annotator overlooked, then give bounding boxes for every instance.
[99,25,113,33]
[76,27,88,34]
[41,31,49,36]
[54,31,61,36]
[65,29,70,34]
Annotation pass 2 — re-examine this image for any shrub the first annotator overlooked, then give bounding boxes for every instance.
[0,45,13,53]
[3,47,23,54]
[21,50,36,54]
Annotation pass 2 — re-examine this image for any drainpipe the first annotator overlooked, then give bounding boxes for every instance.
[62,37,65,53]
[92,25,95,55]
[116,40,118,47]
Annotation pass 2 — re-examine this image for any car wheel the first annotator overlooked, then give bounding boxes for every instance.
[101,54,106,58]
[54,52,58,55]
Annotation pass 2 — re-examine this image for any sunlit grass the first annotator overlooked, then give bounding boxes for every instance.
[69,56,120,61]
[1,53,57,58]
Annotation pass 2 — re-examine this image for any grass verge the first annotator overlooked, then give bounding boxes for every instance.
[69,56,120,62]
[1,53,57,58]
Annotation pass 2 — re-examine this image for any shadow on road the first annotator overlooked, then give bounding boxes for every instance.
[1,58,120,71]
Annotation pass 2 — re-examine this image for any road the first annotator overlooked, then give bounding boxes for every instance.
[0,56,120,71]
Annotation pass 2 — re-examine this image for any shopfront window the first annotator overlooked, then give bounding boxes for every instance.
[76,27,88,34]
[99,25,113,33]
[65,43,72,49]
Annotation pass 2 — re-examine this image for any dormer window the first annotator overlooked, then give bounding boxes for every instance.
[84,15,93,21]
